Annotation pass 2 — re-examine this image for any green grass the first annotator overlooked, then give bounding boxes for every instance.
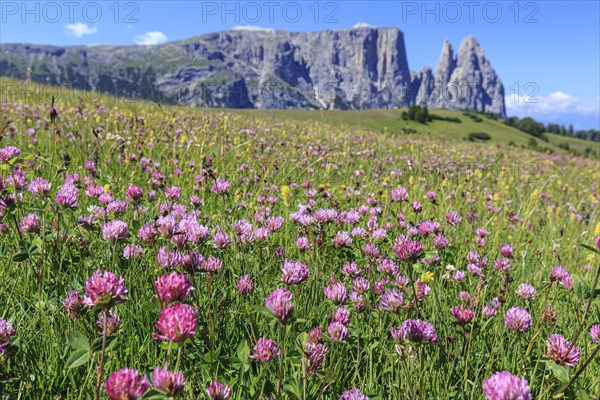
[0,77,599,399]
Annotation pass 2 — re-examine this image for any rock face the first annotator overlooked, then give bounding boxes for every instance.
[0,28,505,115]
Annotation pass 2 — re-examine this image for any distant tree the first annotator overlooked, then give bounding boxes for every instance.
[568,124,574,135]
[514,117,545,136]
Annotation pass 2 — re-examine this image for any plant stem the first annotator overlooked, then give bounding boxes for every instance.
[95,310,108,400]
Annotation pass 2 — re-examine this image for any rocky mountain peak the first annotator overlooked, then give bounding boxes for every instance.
[0,27,505,115]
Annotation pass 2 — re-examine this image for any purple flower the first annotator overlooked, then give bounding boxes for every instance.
[377,258,398,276]
[443,210,461,226]
[328,321,349,342]
[324,281,348,305]
[201,256,223,275]
[280,260,311,285]
[104,368,149,400]
[550,266,573,289]
[482,371,532,400]
[332,306,351,325]
[212,229,231,249]
[237,274,254,296]
[391,187,408,202]
[0,318,15,357]
[125,185,143,202]
[155,272,195,304]
[206,380,231,399]
[249,337,280,362]
[450,306,475,324]
[211,178,230,194]
[546,333,580,367]
[333,231,353,248]
[63,290,84,318]
[483,306,497,319]
[339,388,370,400]
[0,146,20,162]
[515,284,536,301]
[500,244,514,258]
[156,247,183,269]
[137,223,158,243]
[55,183,79,208]
[390,319,439,344]
[379,289,404,313]
[153,303,197,342]
[123,244,143,260]
[101,220,130,243]
[493,257,512,272]
[97,310,121,335]
[152,365,185,396]
[305,341,328,375]
[19,213,40,233]
[83,270,128,310]
[504,307,532,332]
[265,287,294,324]
[590,324,600,345]
[393,239,423,261]
[28,178,51,196]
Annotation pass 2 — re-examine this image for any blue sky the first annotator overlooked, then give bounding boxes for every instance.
[1,1,599,129]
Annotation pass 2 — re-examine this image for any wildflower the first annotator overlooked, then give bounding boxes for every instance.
[137,223,158,243]
[333,231,353,248]
[393,239,423,261]
[104,368,149,400]
[0,146,20,162]
[211,178,230,194]
[97,311,121,335]
[265,287,294,324]
[206,380,231,399]
[500,244,514,258]
[377,258,398,276]
[482,371,532,400]
[83,270,128,310]
[63,290,84,318]
[390,319,439,344]
[0,319,15,357]
[416,280,431,300]
[280,260,311,285]
[332,306,351,325]
[339,388,370,400]
[155,272,195,304]
[342,261,362,277]
[55,183,79,208]
[515,284,536,301]
[445,210,462,226]
[504,307,532,332]
[153,303,197,342]
[213,229,231,249]
[450,306,475,324]
[353,277,370,293]
[28,178,51,196]
[237,275,254,296]
[248,337,280,362]
[125,185,143,202]
[483,306,497,318]
[380,289,404,313]
[156,247,183,269]
[201,256,223,275]
[152,366,185,396]
[305,341,328,374]
[546,333,580,367]
[550,266,573,289]
[19,213,40,233]
[391,187,408,202]
[493,257,512,272]
[590,324,600,344]
[101,220,130,243]
[324,281,348,304]
[123,244,143,260]
[328,321,349,342]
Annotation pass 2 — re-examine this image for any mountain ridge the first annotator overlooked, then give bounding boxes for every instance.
[0,27,505,115]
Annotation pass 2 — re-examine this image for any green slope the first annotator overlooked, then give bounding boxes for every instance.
[1,77,596,157]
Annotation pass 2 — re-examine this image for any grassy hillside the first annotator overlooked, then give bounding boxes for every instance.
[1,77,596,157]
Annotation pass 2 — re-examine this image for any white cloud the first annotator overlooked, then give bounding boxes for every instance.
[506,91,598,115]
[135,31,168,45]
[506,90,600,129]
[353,22,376,28]
[64,22,98,38]
[232,25,274,32]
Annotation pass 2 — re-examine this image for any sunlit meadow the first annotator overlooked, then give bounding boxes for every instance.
[0,92,599,399]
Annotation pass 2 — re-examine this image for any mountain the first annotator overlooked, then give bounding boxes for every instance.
[0,28,505,116]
